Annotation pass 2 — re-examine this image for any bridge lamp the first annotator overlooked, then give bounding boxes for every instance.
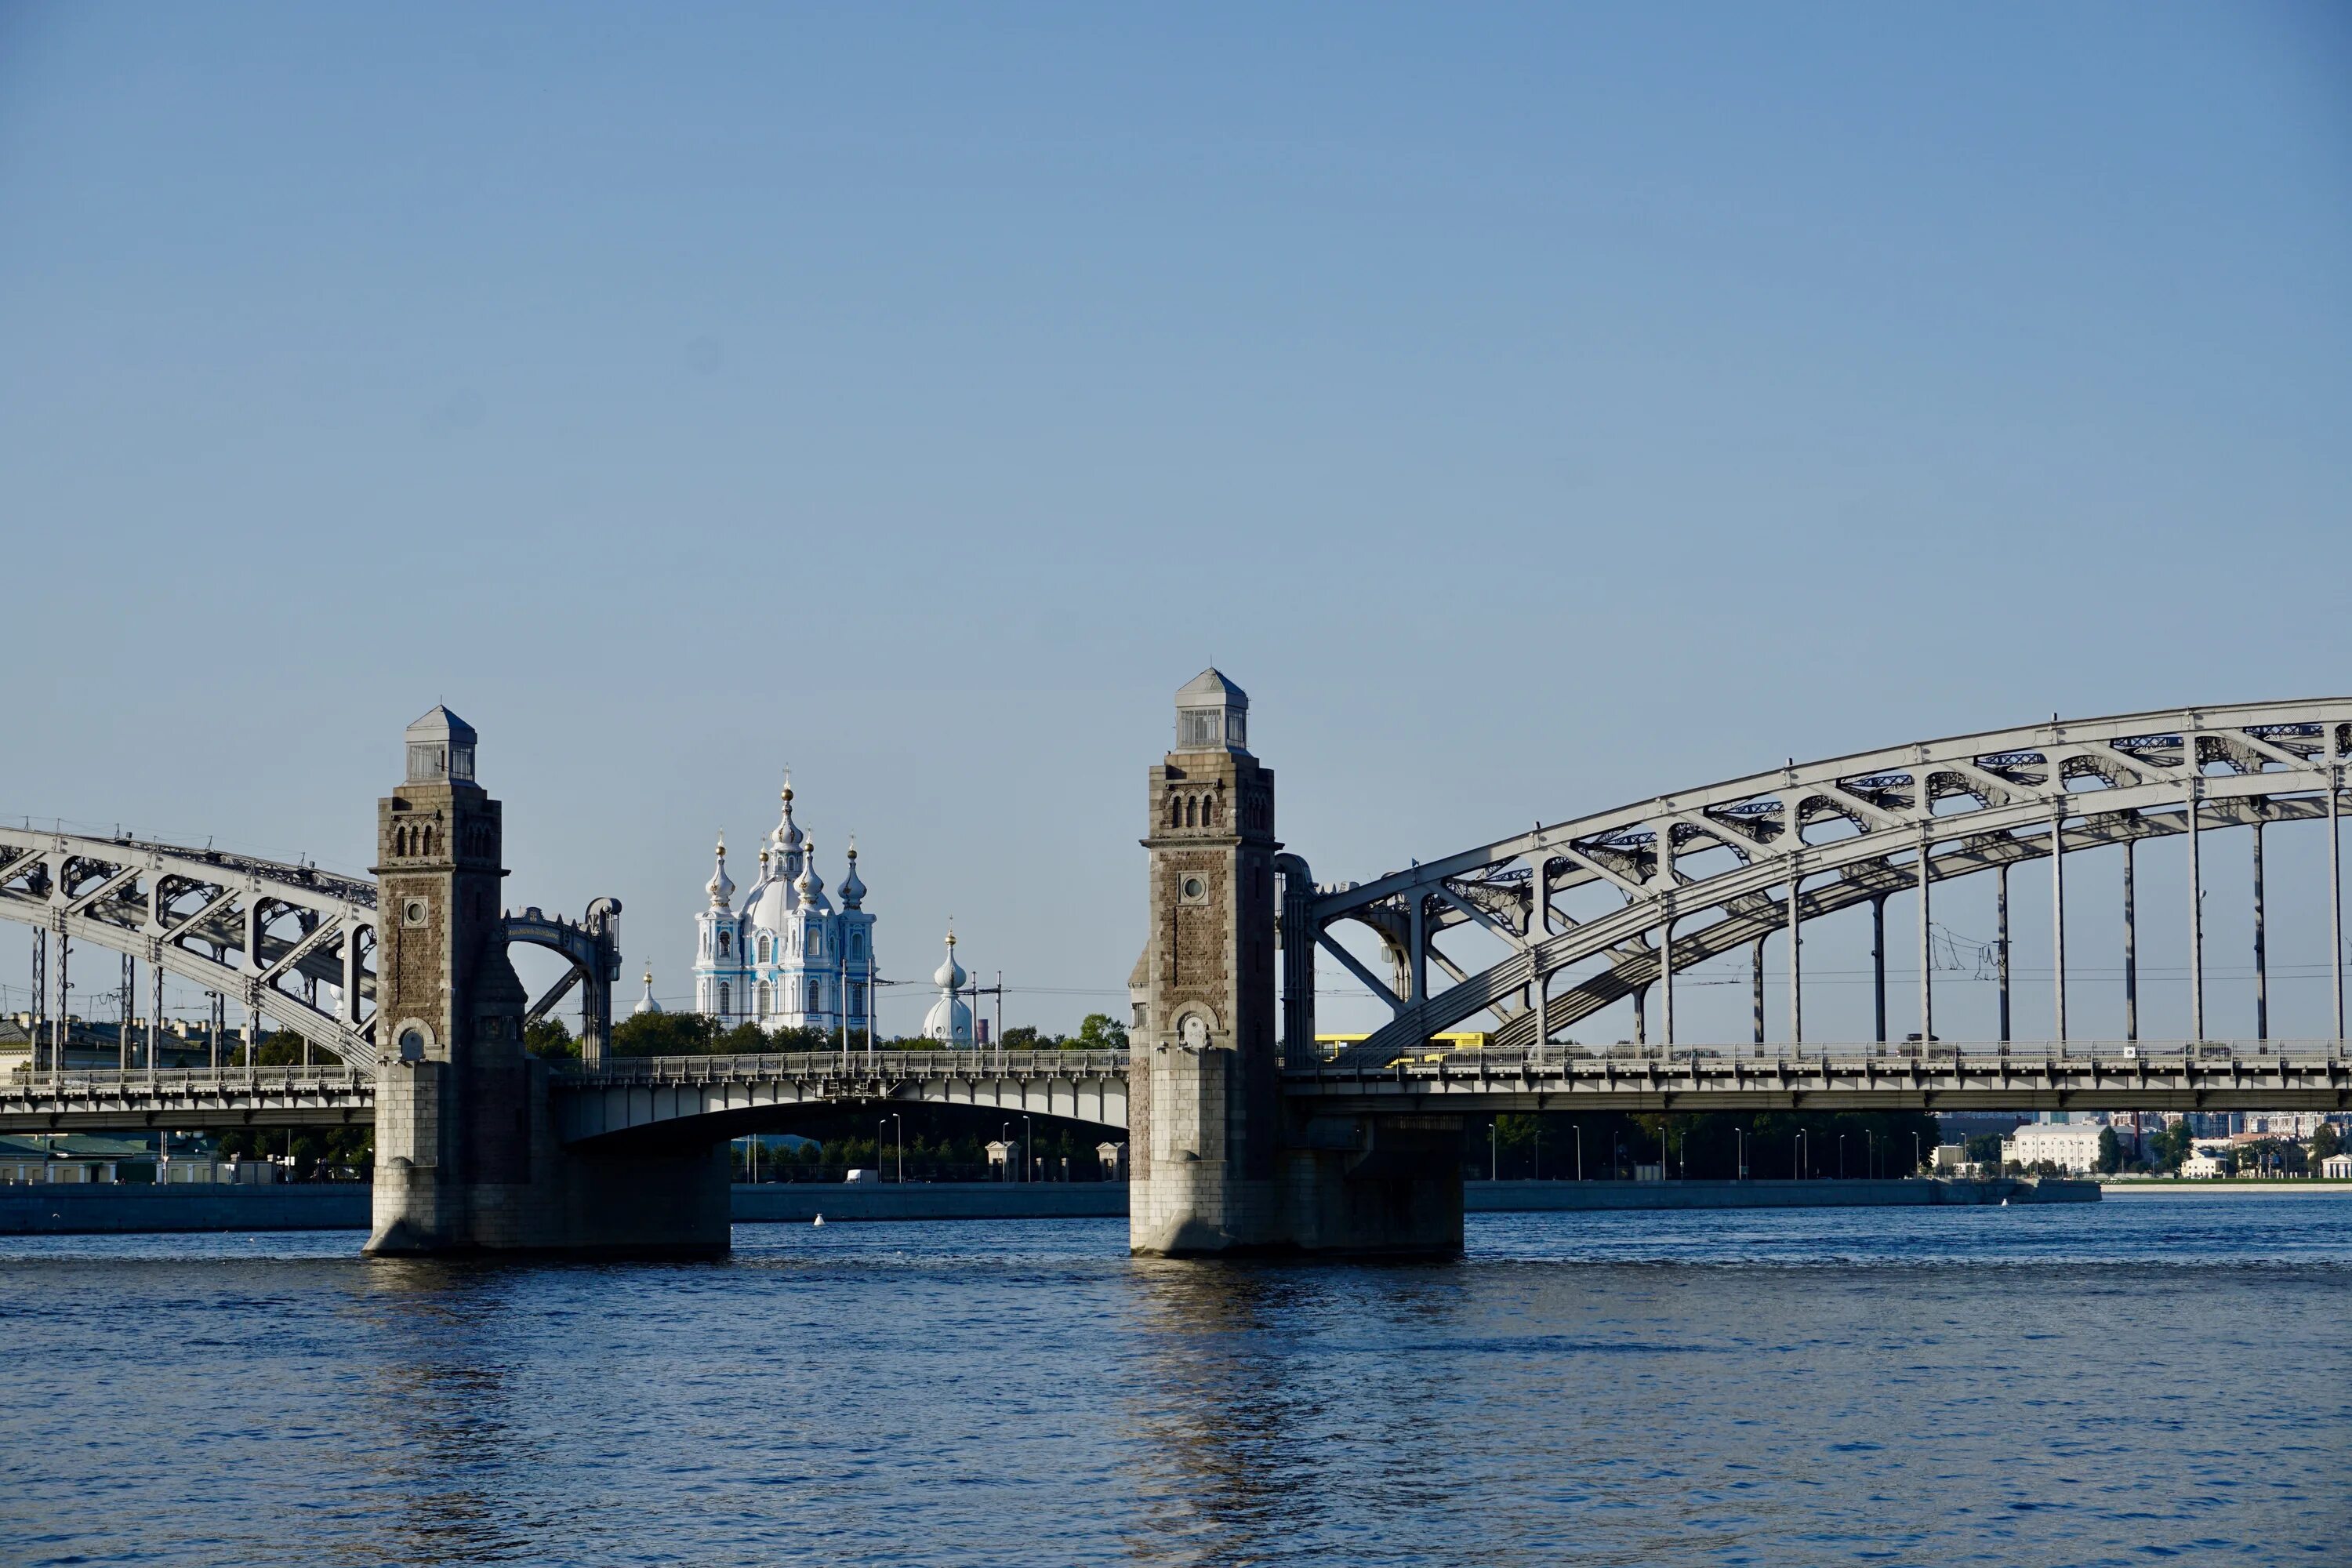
[1839,1134,1846,1181]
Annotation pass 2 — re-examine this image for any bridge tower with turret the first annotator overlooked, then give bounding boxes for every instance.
[367,707,728,1256]
[1131,672,1464,1257]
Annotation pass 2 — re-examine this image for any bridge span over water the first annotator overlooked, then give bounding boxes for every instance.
[5,1039,2346,1140]
[2,688,2347,1255]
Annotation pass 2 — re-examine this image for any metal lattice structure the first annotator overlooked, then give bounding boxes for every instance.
[0,826,378,1065]
[1290,701,2352,1068]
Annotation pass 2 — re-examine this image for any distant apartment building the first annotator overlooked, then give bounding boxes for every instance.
[2001,1122,2107,1174]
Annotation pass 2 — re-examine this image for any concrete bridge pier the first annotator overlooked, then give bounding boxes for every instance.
[365,708,728,1258]
[1129,672,1461,1258]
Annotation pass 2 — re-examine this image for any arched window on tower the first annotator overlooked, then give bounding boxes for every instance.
[1167,796,1181,828]
[756,981,771,1016]
[808,981,822,1013]
[757,933,771,964]
[808,927,822,960]
[718,931,731,959]
[1185,796,1197,828]
[717,982,731,1015]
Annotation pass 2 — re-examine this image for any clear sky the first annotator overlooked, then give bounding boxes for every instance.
[3,4,2348,1040]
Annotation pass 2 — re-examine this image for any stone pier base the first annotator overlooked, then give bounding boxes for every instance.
[366,1058,729,1258]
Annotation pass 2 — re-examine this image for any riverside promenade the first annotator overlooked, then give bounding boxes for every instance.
[0,1177,2096,1235]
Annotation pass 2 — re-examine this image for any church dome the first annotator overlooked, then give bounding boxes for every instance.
[923,933,972,1045]
[932,930,966,990]
[795,839,826,907]
[752,862,797,935]
[840,840,866,909]
[770,776,805,855]
[632,967,662,1016]
[706,837,735,910]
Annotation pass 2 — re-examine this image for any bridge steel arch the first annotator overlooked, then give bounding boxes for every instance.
[0,826,378,1065]
[1296,701,2351,1067]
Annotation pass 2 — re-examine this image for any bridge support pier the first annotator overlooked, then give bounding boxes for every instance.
[1129,671,1461,1259]
[364,707,728,1258]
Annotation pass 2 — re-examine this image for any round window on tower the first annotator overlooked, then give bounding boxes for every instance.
[1179,875,1207,906]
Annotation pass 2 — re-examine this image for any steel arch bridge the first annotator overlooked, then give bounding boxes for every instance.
[0,827,625,1069]
[0,826,380,1064]
[1286,700,2352,1068]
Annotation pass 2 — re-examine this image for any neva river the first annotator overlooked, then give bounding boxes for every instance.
[4,1200,2348,1566]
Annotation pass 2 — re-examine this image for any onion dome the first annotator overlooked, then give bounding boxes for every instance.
[706,835,735,911]
[932,929,967,991]
[632,967,662,1016]
[923,931,972,1044]
[840,837,866,909]
[771,772,805,855]
[794,837,826,907]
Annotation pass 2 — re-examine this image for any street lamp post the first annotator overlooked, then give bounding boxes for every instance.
[1839,1134,1847,1180]
[891,1112,903,1184]
[1574,1123,1583,1183]
[1735,1126,1747,1181]
[1490,1121,1499,1182]
[1022,1114,1032,1185]
[1914,1131,1922,1176]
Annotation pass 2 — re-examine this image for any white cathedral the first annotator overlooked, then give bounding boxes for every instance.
[693,779,877,1033]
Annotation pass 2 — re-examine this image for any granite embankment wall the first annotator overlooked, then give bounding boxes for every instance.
[1465,1177,2097,1210]
[1,1176,2093,1235]
[0,1184,372,1234]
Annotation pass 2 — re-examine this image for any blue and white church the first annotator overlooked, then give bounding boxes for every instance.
[693,778,877,1033]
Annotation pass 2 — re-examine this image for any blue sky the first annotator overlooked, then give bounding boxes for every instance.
[3,3,2348,1038]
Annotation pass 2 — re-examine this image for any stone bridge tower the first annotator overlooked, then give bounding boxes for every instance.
[367,707,727,1256]
[1131,670,1283,1253]
[1131,673,1464,1258]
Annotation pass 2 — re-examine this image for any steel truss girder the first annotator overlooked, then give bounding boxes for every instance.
[1308,700,2352,1064]
[0,826,377,1064]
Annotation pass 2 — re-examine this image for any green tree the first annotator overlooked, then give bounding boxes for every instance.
[1076,1014,1128,1051]
[524,1018,578,1060]
[2151,1119,2194,1174]
[2312,1123,2342,1163]
[2096,1126,2122,1174]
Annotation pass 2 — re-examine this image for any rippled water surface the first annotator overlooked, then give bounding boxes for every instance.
[4,1199,2350,1566]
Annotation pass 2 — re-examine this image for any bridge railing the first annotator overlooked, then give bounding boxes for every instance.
[1291,1038,2351,1074]
[0,1064,376,1098]
[567,1049,1131,1085]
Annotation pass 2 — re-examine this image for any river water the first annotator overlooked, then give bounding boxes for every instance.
[3,1199,2347,1566]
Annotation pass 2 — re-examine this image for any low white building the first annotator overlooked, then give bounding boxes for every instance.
[2182,1145,2232,1180]
[2321,1152,2352,1180]
[2001,1121,2106,1174]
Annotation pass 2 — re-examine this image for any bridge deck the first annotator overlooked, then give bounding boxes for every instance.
[1285,1040,2352,1114]
[4,1042,2344,1133]
[555,1049,1132,1142]
[0,1065,376,1132]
